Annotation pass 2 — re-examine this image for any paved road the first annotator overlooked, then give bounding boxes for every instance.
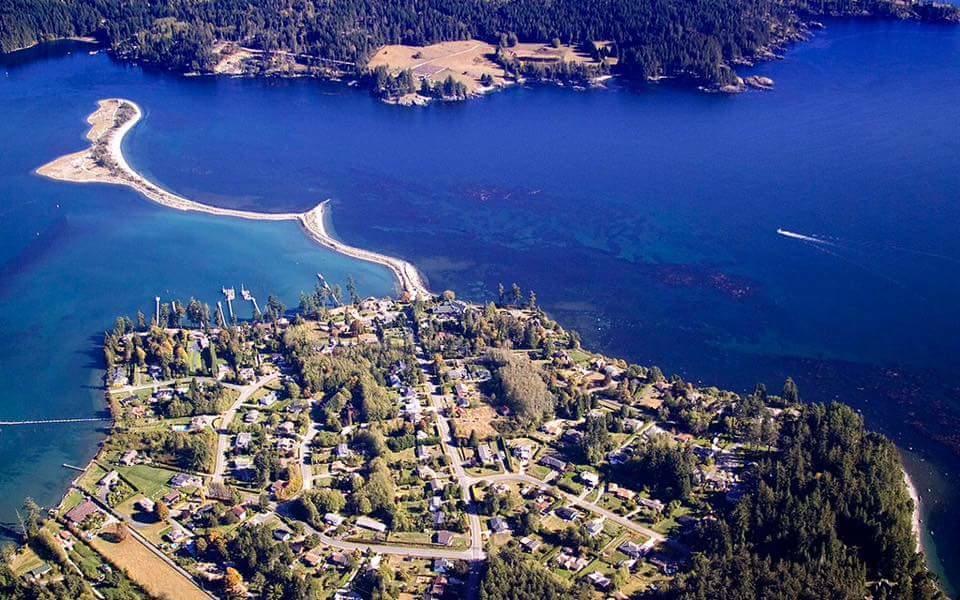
[212,373,279,483]
[470,472,666,543]
[276,503,479,561]
[417,357,485,561]
[299,418,320,491]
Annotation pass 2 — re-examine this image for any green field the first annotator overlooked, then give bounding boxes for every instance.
[118,465,176,499]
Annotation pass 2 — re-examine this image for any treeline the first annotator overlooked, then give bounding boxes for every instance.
[3,0,957,88]
[481,547,571,600]
[663,402,941,600]
[368,66,469,100]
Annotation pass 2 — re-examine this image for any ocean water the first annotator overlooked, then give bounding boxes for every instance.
[2,19,959,591]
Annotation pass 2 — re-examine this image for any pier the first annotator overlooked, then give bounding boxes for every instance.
[0,417,110,426]
[216,301,227,327]
[317,272,341,306]
[222,286,235,320]
[241,285,261,316]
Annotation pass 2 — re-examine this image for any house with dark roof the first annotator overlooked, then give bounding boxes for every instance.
[65,499,101,526]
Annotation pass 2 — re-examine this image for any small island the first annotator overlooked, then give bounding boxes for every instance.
[3,282,938,598]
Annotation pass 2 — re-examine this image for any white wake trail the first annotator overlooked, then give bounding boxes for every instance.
[776,228,836,246]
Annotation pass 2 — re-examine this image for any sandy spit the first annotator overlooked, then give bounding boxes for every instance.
[37,98,430,299]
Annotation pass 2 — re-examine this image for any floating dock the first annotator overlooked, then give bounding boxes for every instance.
[222,287,236,320]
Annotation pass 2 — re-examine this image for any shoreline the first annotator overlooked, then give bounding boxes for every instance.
[5,36,97,54]
[903,466,923,554]
[36,98,430,299]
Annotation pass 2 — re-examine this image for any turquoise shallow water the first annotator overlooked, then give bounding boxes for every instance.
[0,44,396,537]
[2,19,960,592]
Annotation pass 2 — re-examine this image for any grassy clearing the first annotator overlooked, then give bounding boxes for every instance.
[118,464,176,499]
[91,532,208,600]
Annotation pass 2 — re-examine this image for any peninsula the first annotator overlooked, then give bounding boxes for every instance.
[36,99,429,300]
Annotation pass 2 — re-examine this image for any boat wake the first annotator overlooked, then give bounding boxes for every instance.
[776,228,835,246]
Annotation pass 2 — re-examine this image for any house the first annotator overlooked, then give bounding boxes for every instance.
[276,438,296,455]
[235,432,253,452]
[165,526,189,544]
[162,490,182,505]
[579,471,600,487]
[429,496,443,512]
[217,364,232,381]
[618,541,646,559]
[429,575,448,600]
[330,552,352,568]
[120,450,138,466]
[29,563,53,581]
[587,572,612,591]
[190,416,208,432]
[244,409,260,424]
[278,421,296,436]
[638,497,664,512]
[519,536,542,553]
[273,529,292,542]
[260,392,278,407]
[540,455,567,472]
[98,470,120,488]
[454,383,471,407]
[555,552,589,572]
[356,516,387,533]
[615,487,638,502]
[302,550,323,567]
[555,507,581,521]
[270,480,289,498]
[170,473,202,489]
[585,518,604,537]
[433,557,455,573]
[650,555,678,575]
[541,421,565,436]
[207,481,234,504]
[533,494,554,514]
[335,443,353,459]
[489,517,510,534]
[324,513,345,527]
[417,445,430,461]
[136,498,156,513]
[513,445,534,462]
[435,531,455,547]
[65,500,101,526]
[477,444,494,466]
[230,505,248,521]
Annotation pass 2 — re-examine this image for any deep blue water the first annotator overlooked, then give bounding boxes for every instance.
[2,19,959,592]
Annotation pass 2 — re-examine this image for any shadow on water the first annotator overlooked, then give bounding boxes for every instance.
[0,216,70,299]
[0,40,100,70]
[77,333,107,371]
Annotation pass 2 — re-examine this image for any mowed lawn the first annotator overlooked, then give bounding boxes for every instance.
[91,533,208,600]
[118,465,176,499]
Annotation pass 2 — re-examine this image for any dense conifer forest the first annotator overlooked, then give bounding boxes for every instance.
[2,0,957,87]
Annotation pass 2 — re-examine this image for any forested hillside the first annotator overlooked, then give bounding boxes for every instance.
[667,403,940,600]
[2,0,958,87]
